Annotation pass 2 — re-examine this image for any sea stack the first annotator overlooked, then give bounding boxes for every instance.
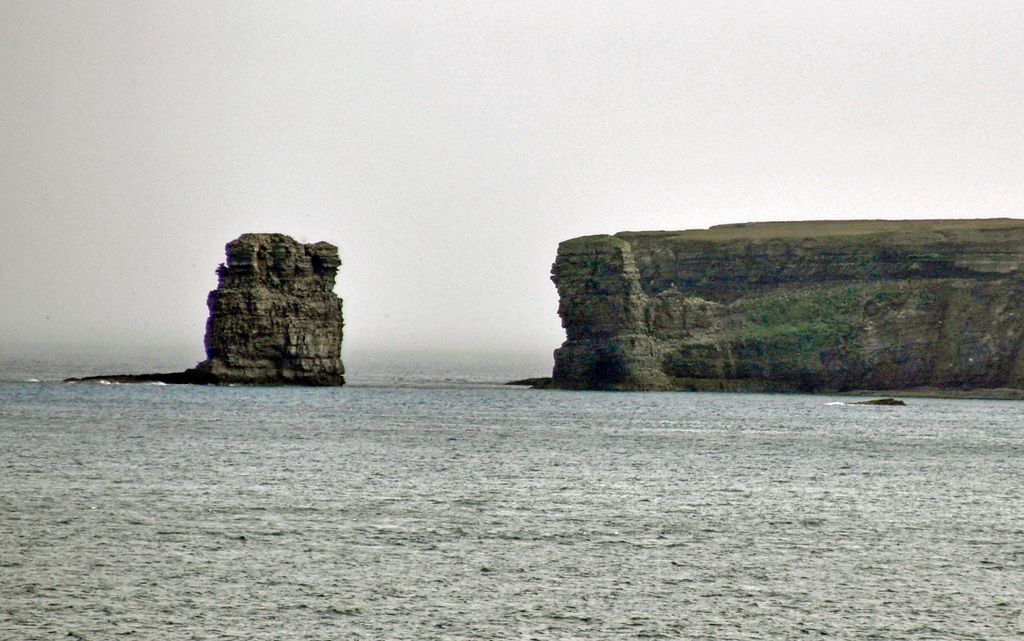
[67,233,345,386]
[550,219,1024,393]
[188,233,345,385]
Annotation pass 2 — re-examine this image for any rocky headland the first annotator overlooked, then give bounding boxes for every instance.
[69,233,345,386]
[550,219,1024,394]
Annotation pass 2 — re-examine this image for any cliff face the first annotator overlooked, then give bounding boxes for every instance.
[551,219,1024,392]
[189,233,345,385]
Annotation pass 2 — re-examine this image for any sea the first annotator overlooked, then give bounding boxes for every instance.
[1,354,1022,640]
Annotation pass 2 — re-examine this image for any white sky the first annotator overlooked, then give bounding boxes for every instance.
[2,1,1022,371]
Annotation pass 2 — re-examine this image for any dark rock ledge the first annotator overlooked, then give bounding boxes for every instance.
[505,377,554,388]
[851,397,906,406]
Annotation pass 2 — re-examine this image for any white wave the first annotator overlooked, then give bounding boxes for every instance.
[26,378,40,383]
[825,401,846,406]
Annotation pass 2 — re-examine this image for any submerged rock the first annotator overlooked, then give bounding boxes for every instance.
[852,398,906,406]
[68,233,345,386]
[549,219,1024,393]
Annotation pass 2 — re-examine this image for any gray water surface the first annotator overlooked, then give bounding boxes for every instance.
[1,382,1022,639]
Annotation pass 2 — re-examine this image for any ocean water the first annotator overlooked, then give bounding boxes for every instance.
[1,364,1022,639]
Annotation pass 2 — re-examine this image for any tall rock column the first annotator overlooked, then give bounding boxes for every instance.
[190,233,345,385]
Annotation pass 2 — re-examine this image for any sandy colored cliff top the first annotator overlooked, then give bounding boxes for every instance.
[614,218,1024,243]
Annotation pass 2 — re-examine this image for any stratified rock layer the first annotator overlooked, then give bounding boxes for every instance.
[189,233,345,385]
[551,219,1024,392]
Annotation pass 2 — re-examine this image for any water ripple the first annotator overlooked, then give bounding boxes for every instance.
[1,385,1022,639]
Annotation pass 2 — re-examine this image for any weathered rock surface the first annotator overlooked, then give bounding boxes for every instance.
[550,219,1024,393]
[68,233,344,386]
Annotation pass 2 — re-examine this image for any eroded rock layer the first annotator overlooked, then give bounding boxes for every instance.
[551,219,1024,392]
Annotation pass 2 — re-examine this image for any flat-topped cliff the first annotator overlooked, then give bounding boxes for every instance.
[550,219,1024,392]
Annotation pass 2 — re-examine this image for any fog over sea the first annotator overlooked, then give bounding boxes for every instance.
[1,355,1022,640]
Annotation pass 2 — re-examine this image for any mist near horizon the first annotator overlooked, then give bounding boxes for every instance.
[3,2,1023,367]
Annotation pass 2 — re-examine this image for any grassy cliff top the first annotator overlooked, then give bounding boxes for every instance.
[614,218,1024,243]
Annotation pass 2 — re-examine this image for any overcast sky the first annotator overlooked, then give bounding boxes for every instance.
[2,1,1022,371]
